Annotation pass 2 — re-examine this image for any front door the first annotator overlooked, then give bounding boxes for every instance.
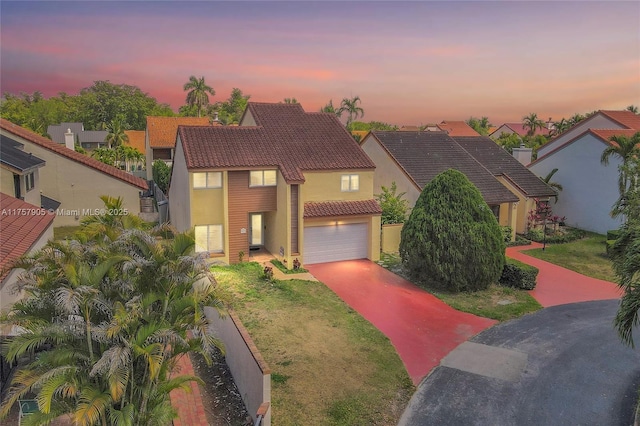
[250,213,263,246]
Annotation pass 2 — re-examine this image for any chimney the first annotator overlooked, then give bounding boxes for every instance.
[64,128,75,150]
[512,143,532,166]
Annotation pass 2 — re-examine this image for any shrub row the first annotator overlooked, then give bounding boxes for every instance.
[524,227,586,244]
[499,258,539,290]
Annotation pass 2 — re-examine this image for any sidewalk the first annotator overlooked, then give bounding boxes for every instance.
[506,242,622,307]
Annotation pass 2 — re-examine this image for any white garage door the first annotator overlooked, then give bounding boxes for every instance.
[303,223,368,265]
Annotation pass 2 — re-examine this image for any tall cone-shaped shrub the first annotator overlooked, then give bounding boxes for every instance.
[399,169,505,292]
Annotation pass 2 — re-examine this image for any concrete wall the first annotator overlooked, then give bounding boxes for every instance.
[205,307,271,426]
[0,223,53,313]
[168,138,192,233]
[381,223,403,253]
[529,133,623,234]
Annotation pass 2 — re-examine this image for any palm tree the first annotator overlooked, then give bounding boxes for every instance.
[183,76,215,118]
[568,113,585,126]
[105,117,129,149]
[91,147,116,166]
[540,168,564,203]
[320,99,341,117]
[626,105,639,114]
[0,210,224,425]
[552,118,570,136]
[601,132,640,204]
[339,96,364,127]
[283,98,298,104]
[522,113,545,137]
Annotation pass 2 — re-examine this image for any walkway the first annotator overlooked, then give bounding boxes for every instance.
[306,260,496,385]
[506,242,621,307]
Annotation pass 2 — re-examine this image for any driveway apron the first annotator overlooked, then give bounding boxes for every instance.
[506,242,621,307]
[306,260,496,385]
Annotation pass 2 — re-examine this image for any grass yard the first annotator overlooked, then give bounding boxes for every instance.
[211,262,414,426]
[378,253,542,321]
[53,226,81,240]
[523,232,616,282]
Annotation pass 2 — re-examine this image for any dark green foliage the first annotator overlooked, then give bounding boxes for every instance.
[153,160,171,193]
[525,227,586,244]
[376,182,409,225]
[502,226,513,243]
[399,169,505,292]
[499,259,539,290]
[611,225,640,346]
[608,229,621,240]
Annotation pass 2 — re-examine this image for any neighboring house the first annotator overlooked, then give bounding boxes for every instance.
[453,136,557,235]
[490,122,552,139]
[0,193,55,313]
[47,122,108,151]
[125,130,146,156]
[361,131,520,232]
[145,117,210,179]
[437,120,480,136]
[0,119,148,226]
[536,110,640,159]
[1,134,47,207]
[529,126,638,234]
[169,102,381,267]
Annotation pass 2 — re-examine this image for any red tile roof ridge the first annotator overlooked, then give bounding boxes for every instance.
[303,199,382,218]
[0,119,148,190]
[0,193,56,282]
[598,110,640,130]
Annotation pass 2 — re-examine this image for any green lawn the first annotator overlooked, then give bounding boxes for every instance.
[522,232,616,282]
[211,262,414,426]
[378,253,542,321]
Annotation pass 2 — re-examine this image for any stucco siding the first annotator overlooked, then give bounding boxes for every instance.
[264,171,289,263]
[301,170,375,203]
[537,115,623,157]
[168,138,191,232]
[361,135,421,206]
[1,168,16,197]
[529,133,623,234]
[14,141,142,227]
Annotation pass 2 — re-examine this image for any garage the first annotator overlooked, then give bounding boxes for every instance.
[303,223,368,265]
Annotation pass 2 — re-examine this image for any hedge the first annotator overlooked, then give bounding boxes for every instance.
[499,258,539,290]
[607,229,621,240]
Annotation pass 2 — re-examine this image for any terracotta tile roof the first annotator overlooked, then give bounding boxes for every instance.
[590,129,639,146]
[437,121,480,137]
[0,119,148,190]
[370,131,519,205]
[180,102,376,183]
[146,116,210,148]
[453,136,557,198]
[0,193,55,283]
[124,130,146,154]
[599,111,640,130]
[304,199,381,218]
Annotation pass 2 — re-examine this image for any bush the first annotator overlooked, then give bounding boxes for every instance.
[525,229,544,241]
[525,227,586,244]
[606,240,616,256]
[399,169,505,292]
[152,160,171,193]
[507,235,532,247]
[502,226,513,243]
[607,229,621,240]
[499,259,539,290]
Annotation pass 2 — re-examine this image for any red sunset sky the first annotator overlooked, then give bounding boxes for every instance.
[1,1,639,126]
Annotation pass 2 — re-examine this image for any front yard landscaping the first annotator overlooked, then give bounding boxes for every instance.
[522,231,616,282]
[211,262,414,426]
[378,253,542,321]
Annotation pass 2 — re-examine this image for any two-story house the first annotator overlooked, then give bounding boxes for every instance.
[169,102,382,267]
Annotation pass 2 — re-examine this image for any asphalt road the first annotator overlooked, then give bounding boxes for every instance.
[399,300,640,426]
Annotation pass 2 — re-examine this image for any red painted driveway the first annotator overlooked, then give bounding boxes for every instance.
[507,243,622,307]
[306,260,496,385]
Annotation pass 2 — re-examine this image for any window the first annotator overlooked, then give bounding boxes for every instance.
[25,172,35,192]
[341,174,359,192]
[193,172,222,189]
[250,170,277,187]
[194,225,224,253]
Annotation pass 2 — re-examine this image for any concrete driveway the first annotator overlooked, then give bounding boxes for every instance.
[306,260,496,385]
[399,299,640,426]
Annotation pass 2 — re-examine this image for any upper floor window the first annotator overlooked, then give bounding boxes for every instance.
[250,170,277,187]
[193,172,222,189]
[25,172,35,192]
[341,174,359,192]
